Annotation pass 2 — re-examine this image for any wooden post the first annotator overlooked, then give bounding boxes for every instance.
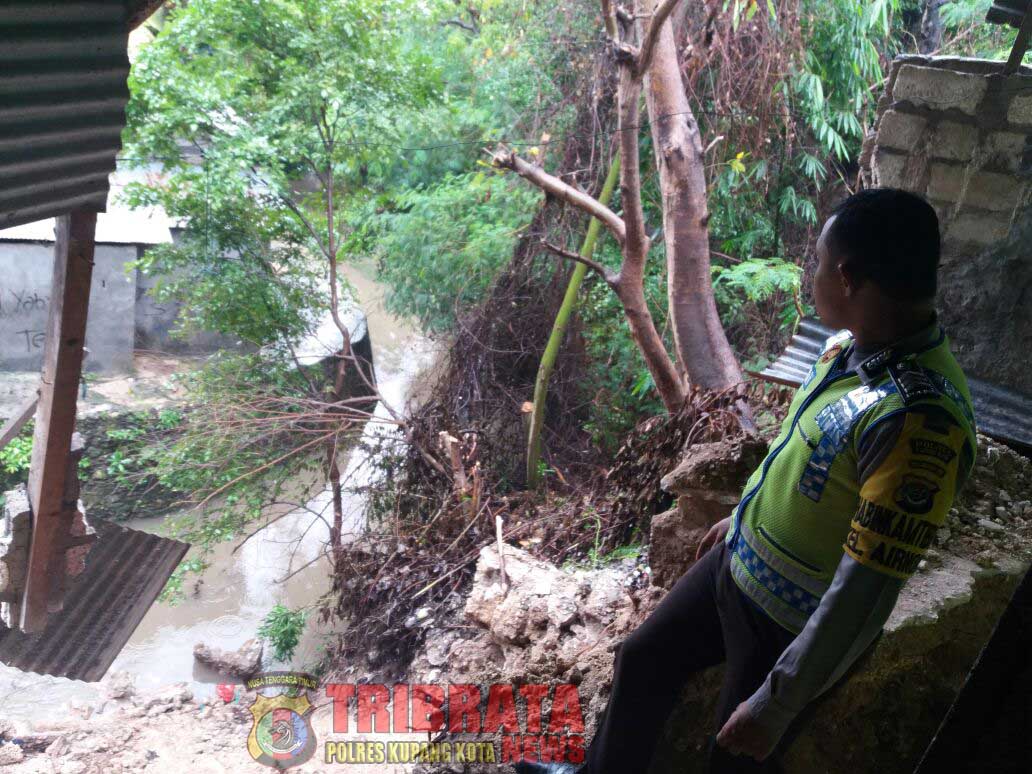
[20,210,96,633]
[1004,8,1032,75]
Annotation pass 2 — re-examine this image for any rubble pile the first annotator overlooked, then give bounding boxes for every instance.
[939,434,1032,563]
[411,434,1032,773]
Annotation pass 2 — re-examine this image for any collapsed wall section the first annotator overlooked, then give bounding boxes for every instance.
[860,56,1032,394]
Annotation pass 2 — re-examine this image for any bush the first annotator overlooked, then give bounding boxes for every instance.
[258,604,308,663]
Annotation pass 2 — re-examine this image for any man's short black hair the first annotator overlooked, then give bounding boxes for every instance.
[827,188,940,300]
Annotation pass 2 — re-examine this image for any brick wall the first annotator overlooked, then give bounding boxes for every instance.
[859,56,1032,393]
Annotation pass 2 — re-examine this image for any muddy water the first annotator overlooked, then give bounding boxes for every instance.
[0,263,436,725]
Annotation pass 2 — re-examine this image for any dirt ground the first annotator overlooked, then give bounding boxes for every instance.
[0,352,199,420]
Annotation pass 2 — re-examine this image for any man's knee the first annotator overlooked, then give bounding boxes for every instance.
[613,626,660,676]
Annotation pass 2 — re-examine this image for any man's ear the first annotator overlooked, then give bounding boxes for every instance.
[837,261,858,297]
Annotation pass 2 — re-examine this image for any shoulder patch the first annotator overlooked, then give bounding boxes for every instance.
[888,359,941,405]
[845,411,968,580]
[819,342,845,364]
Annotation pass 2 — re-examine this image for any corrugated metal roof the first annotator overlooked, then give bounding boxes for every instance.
[756,317,1032,452]
[986,0,1031,27]
[0,518,188,682]
[0,168,174,245]
[0,1,131,230]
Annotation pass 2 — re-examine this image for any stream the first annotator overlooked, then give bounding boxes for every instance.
[0,264,436,725]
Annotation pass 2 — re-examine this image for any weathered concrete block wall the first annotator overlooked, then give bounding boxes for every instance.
[0,243,136,374]
[860,56,1032,393]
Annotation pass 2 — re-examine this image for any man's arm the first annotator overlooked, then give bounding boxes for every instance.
[742,553,902,742]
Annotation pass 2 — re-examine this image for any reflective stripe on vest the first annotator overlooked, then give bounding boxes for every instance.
[730,522,831,633]
[796,366,974,503]
[798,381,897,502]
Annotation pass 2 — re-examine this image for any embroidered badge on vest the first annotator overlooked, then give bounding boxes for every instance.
[894,474,941,514]
[819,342,845,364]
[888,358,940,405]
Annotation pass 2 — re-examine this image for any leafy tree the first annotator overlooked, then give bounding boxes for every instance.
[124,0,440,562]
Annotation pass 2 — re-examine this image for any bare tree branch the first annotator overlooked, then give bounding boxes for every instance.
[541,240,618,286]
[637,0,681,77]
[488,147,627,245]
[600,0,618,37]
[441,18,478,33]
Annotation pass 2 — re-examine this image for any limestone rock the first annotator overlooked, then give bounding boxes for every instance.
[659,433,767,497]
[192,638,263,680]
[102,670,136,701]
[144,683,194,711]
[648,507,711,590]
[650,433,767,588]
[0,741,24,765]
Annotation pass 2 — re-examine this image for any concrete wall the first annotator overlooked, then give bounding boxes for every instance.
[860,56,1032,393]
[133,264,235,354]
[0,242,136,373]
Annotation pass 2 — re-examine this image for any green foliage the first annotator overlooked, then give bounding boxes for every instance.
[345,0,594,331]
[939,0,1021,60]
[796,0,900,165]
[157,409,184,431]
[258,604,309,662]
[124,0,438,347]
[0,426,33,501]
[578,237,667,453]
[161,556,208,604]
[0,432,32,479]
[355,171,541,332]
[712,258,804,332]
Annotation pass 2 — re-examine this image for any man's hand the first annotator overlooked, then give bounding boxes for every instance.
[695,515,732,561]
[715,700,778,761]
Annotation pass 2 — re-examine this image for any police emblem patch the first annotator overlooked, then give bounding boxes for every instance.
[893,474,940,515]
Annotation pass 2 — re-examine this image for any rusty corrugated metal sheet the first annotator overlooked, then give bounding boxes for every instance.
[757,317,1032,451]
[0,1,130,230]
[986,0,1031,27]
[0,518,188,682]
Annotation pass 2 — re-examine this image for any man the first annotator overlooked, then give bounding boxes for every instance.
[516,188,977,773]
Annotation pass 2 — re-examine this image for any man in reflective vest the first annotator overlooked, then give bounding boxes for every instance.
[516,188,977,773]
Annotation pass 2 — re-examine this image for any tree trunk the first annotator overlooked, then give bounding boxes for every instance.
[613,32,687,413]
[642,0,743,392]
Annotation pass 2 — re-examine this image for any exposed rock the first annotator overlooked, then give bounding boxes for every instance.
[412,430,1032,773]
[659,433,767,497]
[650,433,767,589]
[0,741,24,765]
[192,639,263,680]
[102,670,136,701]
[410,542,656,747]
[143,683,193,711]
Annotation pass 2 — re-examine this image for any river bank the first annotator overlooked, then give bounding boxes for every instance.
[0,262,438,727]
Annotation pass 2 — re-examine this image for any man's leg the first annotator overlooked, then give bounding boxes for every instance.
[707,561,798,774]
[583,541,729,774]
